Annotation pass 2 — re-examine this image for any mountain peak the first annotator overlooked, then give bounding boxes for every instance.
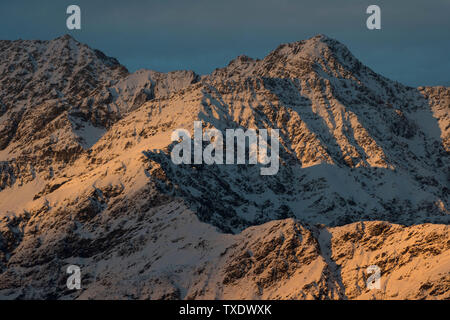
[53,33,76,41]
[48,34,82,49]
[308,33,338,43]
[257,34,362,79]
[228,55,257,65]
[268,34,351,62]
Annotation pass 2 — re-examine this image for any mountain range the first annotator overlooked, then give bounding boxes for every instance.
[0,34,448,299]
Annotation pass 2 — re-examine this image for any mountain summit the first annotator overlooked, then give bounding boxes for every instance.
[0,35,448,299]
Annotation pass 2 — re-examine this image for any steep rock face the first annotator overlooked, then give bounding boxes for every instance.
[0,35,448,299]
[328,221,449,299]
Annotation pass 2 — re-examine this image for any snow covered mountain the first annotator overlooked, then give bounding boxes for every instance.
[0,34,448,299]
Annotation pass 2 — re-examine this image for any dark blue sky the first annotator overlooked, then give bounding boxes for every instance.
[1,0,449,87]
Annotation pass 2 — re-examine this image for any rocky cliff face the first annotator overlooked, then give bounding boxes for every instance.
[0,34,448,299]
